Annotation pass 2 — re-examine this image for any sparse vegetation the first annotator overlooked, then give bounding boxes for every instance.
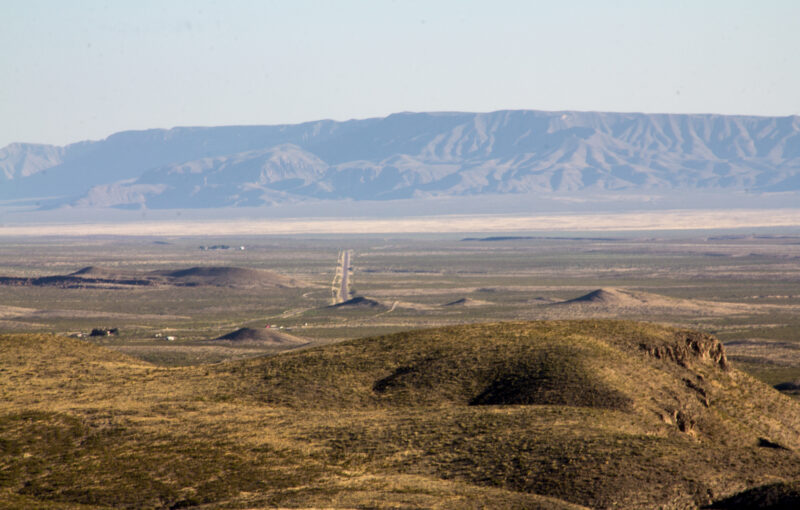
[3,321,800,508]
[2,233,800,507]
[1,233,799,372]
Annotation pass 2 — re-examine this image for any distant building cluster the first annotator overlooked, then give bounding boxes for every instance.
[89,328,118,337]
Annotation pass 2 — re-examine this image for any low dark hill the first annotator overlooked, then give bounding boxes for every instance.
[0,265,310,289]
[443,297,489,307]
[70,266,123,277]
[550,287,750,316]
[562,288,632,305]
[0,266,155,288]
[156,266,304,288]
[328,296,387,309]
[220,320,800,508]
[206,327,308,347]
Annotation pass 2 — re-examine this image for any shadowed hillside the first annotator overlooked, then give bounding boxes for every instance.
[704,481,800,509]
[3,321,800,508]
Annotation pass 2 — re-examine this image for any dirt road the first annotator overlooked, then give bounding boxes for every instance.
[331,250,352,304]
[340,250,351,302]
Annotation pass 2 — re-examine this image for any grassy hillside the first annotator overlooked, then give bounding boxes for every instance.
[3,321,800,508]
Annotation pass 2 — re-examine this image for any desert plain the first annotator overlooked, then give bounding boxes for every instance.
[3,227,800,508]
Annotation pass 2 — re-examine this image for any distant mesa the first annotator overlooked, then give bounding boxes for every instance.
[461,236,535,242]
[209,327,308,347]
[5,110,800,211]
[462,236,623,242]
[329,296,387,309]
[443,297,489,307]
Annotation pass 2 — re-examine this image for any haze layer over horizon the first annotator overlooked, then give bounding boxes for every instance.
[2,0,799,148]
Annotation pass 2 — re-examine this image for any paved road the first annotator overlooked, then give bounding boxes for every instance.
[340,250,350,302]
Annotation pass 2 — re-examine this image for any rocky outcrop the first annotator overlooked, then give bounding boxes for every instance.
[640,331,729,371]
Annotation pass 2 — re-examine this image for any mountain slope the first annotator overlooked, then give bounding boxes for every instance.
[0,143,65,180]
[3,321,800,508]
[218,320,800,508]
[2,110,800,209]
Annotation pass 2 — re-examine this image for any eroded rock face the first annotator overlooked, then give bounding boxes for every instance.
[640,332,729,371]
[637,332,729,436]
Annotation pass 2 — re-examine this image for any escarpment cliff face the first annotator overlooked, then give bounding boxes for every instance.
[3,110,799,210]
[640,331,729,371]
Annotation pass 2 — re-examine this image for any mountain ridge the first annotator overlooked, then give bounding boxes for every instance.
[2,109,800,210]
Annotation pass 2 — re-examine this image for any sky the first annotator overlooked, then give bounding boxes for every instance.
[2,0,799,148]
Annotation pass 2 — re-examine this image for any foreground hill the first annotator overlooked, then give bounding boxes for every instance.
[1,110,799,209]
[3,321,800,508]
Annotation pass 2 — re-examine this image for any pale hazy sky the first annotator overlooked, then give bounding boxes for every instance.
[2,0,799,148]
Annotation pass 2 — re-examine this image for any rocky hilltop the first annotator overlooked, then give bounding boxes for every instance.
[2,110,799,210]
